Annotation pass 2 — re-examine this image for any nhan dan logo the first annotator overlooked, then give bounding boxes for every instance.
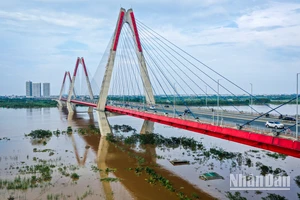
[230,174,290,190]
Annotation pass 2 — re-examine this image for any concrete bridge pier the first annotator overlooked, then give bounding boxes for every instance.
[67,102,76,113]
[88,106,93,113]
[56,100,63,108]
[97,111,112,136]
[140,120,154,134]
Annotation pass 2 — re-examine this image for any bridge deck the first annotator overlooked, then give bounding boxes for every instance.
[61,99,300,158]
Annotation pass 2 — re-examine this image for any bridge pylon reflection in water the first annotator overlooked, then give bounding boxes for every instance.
[64,108,158,199]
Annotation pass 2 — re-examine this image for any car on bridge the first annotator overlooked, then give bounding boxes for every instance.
[265,121,284,129]
[282,116,296,121]
[149,106,156,110]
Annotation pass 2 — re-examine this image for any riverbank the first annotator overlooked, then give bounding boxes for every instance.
[0,98,57,108]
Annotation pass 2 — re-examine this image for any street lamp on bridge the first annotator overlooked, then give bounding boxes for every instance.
[296,73,300,140]
[205,85,208,108]
[173,83,177,117]
[250,83,253,115]
[217,79,222,125]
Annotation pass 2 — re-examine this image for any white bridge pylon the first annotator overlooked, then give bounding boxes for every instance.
[67,57,94,113]
[97,8,155,111]
[58,71,74,107]
[58,71,76,100]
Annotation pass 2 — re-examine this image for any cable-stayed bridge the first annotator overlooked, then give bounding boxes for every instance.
[57,8,300,158]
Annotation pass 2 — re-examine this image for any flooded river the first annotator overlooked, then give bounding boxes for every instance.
[0,107,300,200]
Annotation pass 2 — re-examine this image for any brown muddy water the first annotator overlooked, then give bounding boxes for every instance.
[0,107,300,200]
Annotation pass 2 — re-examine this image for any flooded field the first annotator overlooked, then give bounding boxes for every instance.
[0,107,300,200]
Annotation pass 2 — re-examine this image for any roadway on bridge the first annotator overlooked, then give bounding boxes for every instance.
[110,102,297,134]
[63,98,297,135]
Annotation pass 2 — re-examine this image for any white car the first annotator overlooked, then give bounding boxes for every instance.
[149,106,156,110]
[265,121,284,129]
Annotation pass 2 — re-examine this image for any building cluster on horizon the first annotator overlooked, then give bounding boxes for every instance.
[26,81,50,97]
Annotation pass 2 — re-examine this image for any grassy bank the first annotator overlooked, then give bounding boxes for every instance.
[0,98,57,108]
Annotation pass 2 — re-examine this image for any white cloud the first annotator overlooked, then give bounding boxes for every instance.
[154,2,300,48]
[0,10,104,28]
[236,2,300,29]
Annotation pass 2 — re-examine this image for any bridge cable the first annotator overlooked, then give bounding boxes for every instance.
[120,28,137,103]
[122,24,171,115]
[141,41,196,119]
[122,24,167,113]
[137,22,246,114]
[137,20,282,116]
[138,28,219,112]
[121,24,159,111]
[121,25,145,104]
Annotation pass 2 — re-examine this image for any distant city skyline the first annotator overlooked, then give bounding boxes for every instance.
[25,81,51,97]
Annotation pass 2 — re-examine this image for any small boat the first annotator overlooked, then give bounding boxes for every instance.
[170,159,190,165]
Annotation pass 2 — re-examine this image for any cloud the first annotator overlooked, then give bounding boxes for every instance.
[154,2,300,48]
[236,2,300,29]
[0,9,104,28]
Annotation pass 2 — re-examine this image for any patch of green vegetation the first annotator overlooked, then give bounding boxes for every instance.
[112,124,136,133]
[0,137,10,141]
[255,162,287,176]
[106,133,205,152]
[245,158,252,167]
[53,129,61,137]
[79,189,93,199]
[78,128,87,135]
[294,175,300,188]
[67,126,73,134]
[100,177,119,182]
[261,193,287,200]
[144,166,175,192]
[191,192,200,199]
[18,163,52,181]
[71,173,80,181]
[88,124,100,134]
[105,168,117,173]
[25,129,52,139]
[0,98,57,108]
[209,148,237,160]
[225,191,247,200]
[155,155,164,159]
[265,152,287,160]
[77,125,100,136]
[249,149,259,153]
[91,165,102,173]
[33,148,55,154]
[0,176,36,190]
[47,194,60,200]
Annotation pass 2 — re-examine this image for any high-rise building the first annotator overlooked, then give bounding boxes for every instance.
[32,83,41,97]
[43,83,50,97]
[26,81,32,97]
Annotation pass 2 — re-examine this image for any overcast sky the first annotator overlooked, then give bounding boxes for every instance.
[0,0,299,96]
